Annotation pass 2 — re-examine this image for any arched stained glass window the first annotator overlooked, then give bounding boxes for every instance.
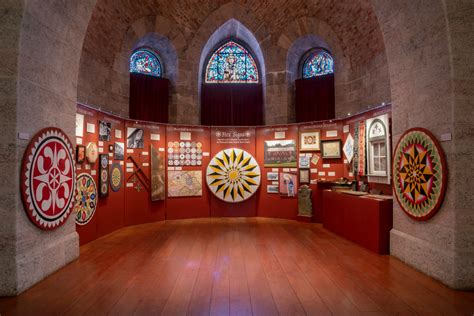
[130,49,162,77]
[205,40,259,83]
[302,50,334,78]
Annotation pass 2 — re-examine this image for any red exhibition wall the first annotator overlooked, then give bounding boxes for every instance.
[256,125,299,219]
[165,125,211,219]
[210,127,257,217]
[123,120,166,226]
[76,105,126,245]
[75,103,391,245]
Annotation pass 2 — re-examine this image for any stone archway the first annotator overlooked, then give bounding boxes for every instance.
[3,0,471,296]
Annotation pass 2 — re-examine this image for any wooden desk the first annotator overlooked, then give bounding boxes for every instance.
[322,190,393,254]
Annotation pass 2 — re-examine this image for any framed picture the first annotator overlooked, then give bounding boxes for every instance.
[267,172,279,181]
[264,140,297,167]
[99,154,109,198]
[267,185,279,194]
[321,140,342,159]
[99,120,111,141]
[127,127,144,149]
[299,169,310,184]
[298,156,310,168]
[299,130,320,151]
[108,144,114,152]
[279,172,297,197]
[114,142,124,160]
[76,145,85,163]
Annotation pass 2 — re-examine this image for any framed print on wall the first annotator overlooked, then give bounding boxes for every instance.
[76,145,86,163]
[299,169,310,184]
[299,130,320,151]
[321,140,342,159]
[267,185,279,194]
[114,142,124,160]
[279,172,297,197]
[99,154,109,198]
[267,172,279,181]
[263,140,297,167]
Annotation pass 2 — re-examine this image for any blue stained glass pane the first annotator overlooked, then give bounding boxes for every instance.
[302,50,334,78]
[205,41,259,83]
[130,49,162,77]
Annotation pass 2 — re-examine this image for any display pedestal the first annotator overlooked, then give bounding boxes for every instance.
[296,214,314,223]
[322,190,393,254]
[313,181,352,223]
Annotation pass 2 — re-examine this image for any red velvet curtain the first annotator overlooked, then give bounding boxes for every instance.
[295,74,335,122]
[201,84,263,126]
[129,73,169,123]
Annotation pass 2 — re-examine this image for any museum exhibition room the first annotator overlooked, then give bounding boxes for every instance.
[0,0,473,314]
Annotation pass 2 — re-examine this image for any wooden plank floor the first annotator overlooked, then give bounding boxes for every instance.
[1,218,473,315]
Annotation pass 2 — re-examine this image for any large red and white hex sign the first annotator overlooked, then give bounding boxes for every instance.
[21,128,76,230]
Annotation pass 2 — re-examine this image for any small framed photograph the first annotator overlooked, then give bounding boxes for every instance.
[299,130,321,152]
[99,120,112,141]
[299,156,310,168]
[76,145,85,163]
[279,172,298,197]
[321,140,342,159]
[267,172,279,181]
[299,169,310,184]
[114,142,124,160]
[108,144,114,152]
[267,185,279,194]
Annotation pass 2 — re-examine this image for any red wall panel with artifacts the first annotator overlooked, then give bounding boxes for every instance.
[75,105,126,245]
[164,125,211,219]
[209,127,258,217]
[74,103,392,245]
[123,120,166,226]
[255,125,299,219]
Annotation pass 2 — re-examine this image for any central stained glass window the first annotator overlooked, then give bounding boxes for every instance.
[205,40,259,83]
[302,50,334,78]
[130,49,162,77]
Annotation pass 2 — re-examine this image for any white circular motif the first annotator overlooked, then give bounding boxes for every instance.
[21,128,76,230]
[206,148,261,203]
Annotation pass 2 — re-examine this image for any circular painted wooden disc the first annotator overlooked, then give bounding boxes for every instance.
[74,173,97,225]
[86,142,98,164]
[20,128,76,230]
[110,163,123,192]
[393,128,447,221]
[206,148,261,203]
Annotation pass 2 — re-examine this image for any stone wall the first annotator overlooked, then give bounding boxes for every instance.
[0,0,23,296]
[0,0,97,296]
[445,0,474,289]
[372,0,474,290]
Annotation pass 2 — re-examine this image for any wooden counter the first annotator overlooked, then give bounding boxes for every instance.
[322,190,393,254]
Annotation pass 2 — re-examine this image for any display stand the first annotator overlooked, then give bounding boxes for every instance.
[322,190,393,254]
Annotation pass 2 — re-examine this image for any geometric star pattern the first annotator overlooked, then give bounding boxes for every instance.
[393,128,447,221]
[206,148,261,203]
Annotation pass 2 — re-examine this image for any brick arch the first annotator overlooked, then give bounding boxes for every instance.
[277,17,352,121]
[183,2,270,124]
[279,17,350,83]
[119,15,186,121]
[77,15,186,120]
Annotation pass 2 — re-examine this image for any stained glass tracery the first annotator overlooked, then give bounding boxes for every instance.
[205,40,259,83]
[130,49,162,77]
[302,50,334,78]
